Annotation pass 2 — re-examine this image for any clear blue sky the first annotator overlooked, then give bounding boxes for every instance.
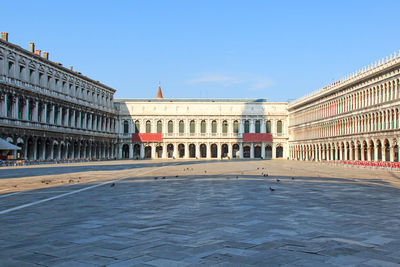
[3,0,400,101]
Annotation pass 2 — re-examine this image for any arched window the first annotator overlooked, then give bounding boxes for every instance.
[201,120,206,134]
[157,120,162,133]
[222,120,228,134]
[179,120,184,134]
[233,120,239,133]
[168,120,173,133]
[123,120,129,134]
[255,120,260,133]
[212,120,217,134]
[244,120,250,133]
[190,120,195,134]
[146,120,151,133]
[135,120,140,133]
[277,120,283,134]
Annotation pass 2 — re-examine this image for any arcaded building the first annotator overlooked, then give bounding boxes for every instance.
[0,33,117,161]
[115,95,289,160]
[289,51,400,163]
[1,31,400,164]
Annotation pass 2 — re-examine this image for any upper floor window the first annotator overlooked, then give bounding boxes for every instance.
[146,120,151,133]
[244,120,250,133]
[135,120,140,133]
[277,120,283,134]
[157,120,162,133]
[168,120,173,133]
[211,120,217,133]
[123,120,129,134]
[179,120,184,134]
[190,120,195,134]
[222,120,228,134]
[266,120,271,133]
[233,120,239,133]
[201,120,206,134]
[255,120,260,133]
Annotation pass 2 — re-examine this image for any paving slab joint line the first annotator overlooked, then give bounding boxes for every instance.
[0,165,170,215]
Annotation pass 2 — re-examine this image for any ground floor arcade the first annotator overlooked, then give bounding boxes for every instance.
[290,136,400,162]
[118,141,286,160]
[1,132,117,161]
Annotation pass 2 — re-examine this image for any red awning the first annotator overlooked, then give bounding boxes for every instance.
[132,133,162,142]
[242,133,273,142]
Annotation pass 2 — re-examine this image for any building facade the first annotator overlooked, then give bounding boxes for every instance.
[115,99,289,159]
[0,33,118,161]
[2,32,400,164]
[289,51,400,163]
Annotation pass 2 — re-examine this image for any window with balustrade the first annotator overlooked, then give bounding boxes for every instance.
[255,120,260,133]
[277,120,283,134]
[157,120,162,133]
[233,120,239,133]
[168,120,173,133]
[244,120,250,133]
[266,120,271,133]
[146,120,151,133]
[179,120,184,134]
[190,120,195,134]
[222,120,228,134]
[212,120,217,134]
[201,120,206,134]
[123,120,129,133]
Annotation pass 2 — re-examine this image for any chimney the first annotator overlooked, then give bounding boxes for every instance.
[1,32,8,42]
[29,42,35,53]
[69,66,73,71]
[35,50,41,56]
[43,52,49,60]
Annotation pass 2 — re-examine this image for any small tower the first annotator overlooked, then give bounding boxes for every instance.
[156,83,163,99]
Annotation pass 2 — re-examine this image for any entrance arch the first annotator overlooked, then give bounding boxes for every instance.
[254,145,261,158]
[276,146,283,158]
[232,144,239,158]
[178,144,185,158]
[122,144,129,158]
[265,145,272,159]
[211,144,217,158]
[221,144,228,158]
[167,144,174,158]
[189,144,196,158]
[200,144,207,158]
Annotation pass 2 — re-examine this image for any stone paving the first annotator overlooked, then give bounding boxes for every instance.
[1,159,400,266]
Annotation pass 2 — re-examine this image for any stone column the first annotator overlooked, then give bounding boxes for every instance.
[162,143,167,158]
[1,94,6,117]
[239,142,243,158]
[118,144,123,159]
[228,143,233,159]
[173,143,178,159]
[33,139,38,160]
[33,100,39,122]
[207,143,212,159]
[217,143,222,159]
[14,95,19,119]
[374,144,379,161]
[149,144,154,159]
[261,142,265,159]
[272,144,276,159]
[42,103,47,123]
[184,143,189,158]
[140,143,145,159]
[250,120,255,133]
[129,143,133,159]
[250,143,254,159]
[390,145,396,162]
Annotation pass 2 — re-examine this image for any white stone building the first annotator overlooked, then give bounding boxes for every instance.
[115,98,289,160]
[0,33,117,161]
[289,51,400,163]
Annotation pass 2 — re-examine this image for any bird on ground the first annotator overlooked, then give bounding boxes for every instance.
[176,175,179,177]
[236,176,239,179]
[269,187,275,191]
[110,182,115,187]
[162,176,166,179]
[204,170,207,173]
[154,177,158,180]
[276,179,280,182]
[257,167,259,170]
[291,177,294,180]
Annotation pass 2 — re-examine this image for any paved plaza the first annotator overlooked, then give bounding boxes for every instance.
[1,160,400,266]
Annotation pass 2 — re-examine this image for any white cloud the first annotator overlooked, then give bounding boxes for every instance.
[187,73,275,91]
[248,78,275,91]
[188,74,240,87]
